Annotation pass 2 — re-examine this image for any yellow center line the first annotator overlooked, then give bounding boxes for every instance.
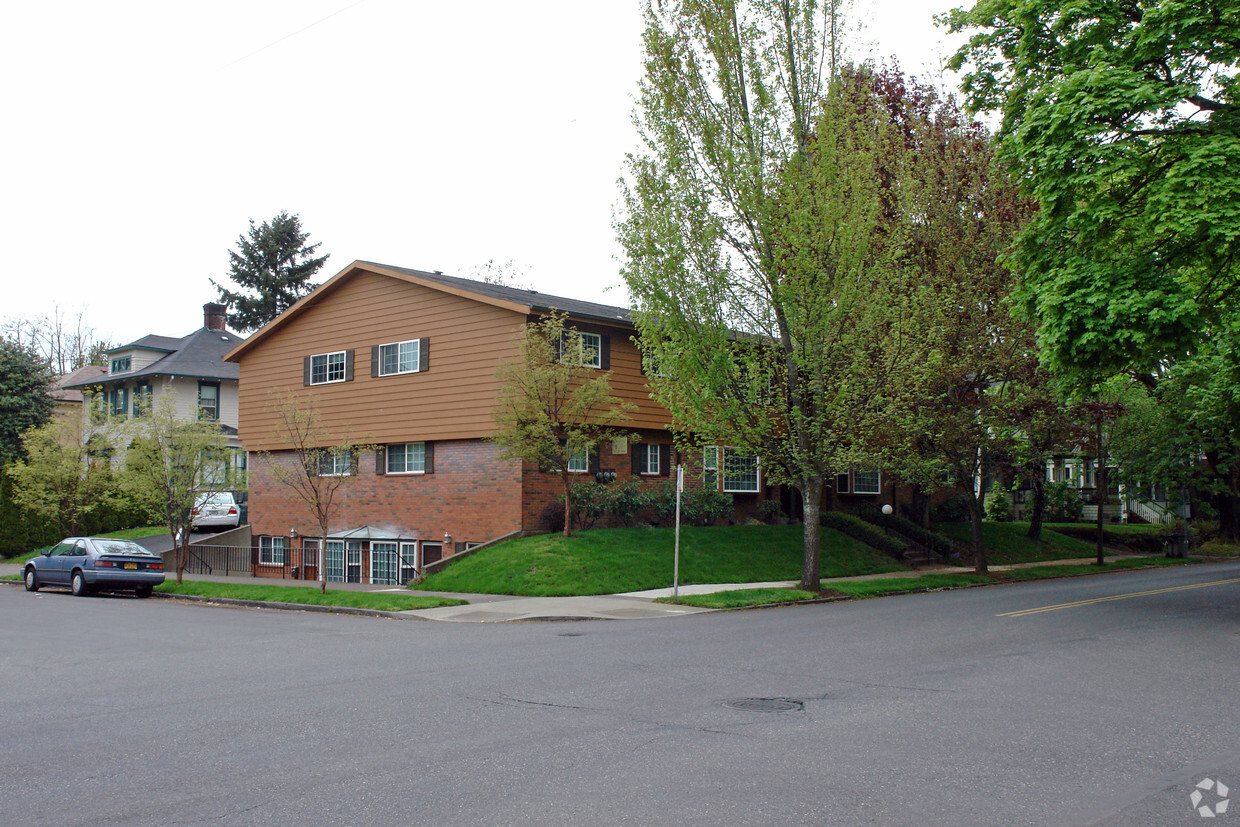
[998,578,1240,617]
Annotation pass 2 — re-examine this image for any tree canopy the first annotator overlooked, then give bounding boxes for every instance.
[0,338,55,464]
[211,211,329,333]
[943,0,1240,379]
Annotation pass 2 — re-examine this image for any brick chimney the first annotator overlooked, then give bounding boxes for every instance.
[204,302,227,332]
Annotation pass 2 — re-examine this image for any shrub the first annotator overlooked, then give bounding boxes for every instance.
[1045,482,1083,522]
[929,493,972,522]
[851,508,954,556]
[569,481,608,530]
[602,479,653,527]
[984,490,1012,522]
[650,481,734,527]
[756,499,784,525]
[821,511,905,555]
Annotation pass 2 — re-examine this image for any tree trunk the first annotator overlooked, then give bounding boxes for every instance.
[1026,474,1045,540]
[562,472,572,538]
[800,477,823,591]
[970,491,988,574]
[1095,462,1107,565]
[1219,466,1240,543]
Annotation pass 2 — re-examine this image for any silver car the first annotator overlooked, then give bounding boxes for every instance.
[190,492,241,530]
[24,537,165,597]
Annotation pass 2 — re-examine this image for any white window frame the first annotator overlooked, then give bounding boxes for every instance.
[316,449,353,477]
[310,351,347,385]
[259,536,287,566]
[371,541,399,585]
[639,443,660,475]
[559,331,602,369]
[854,469,881,495]
[110,356,131,374]
[399,541,419,583]
[566,445,589,474]
[377,339,421,376]
[386,442,426,475]
[722,447,760,493]
[703,445,719,488]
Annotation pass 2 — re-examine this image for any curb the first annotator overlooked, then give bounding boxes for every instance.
[152,592,425,620]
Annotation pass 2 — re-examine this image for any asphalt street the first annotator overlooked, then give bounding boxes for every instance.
[3,562,1238,825]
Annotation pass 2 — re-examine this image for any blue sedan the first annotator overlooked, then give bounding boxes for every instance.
[24,537,165,597]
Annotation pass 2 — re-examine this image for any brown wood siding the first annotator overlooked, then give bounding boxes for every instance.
[238,272,529,450]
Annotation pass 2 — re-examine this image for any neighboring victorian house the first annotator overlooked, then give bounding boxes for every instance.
[226,261,852,585]
[62,303,247,489]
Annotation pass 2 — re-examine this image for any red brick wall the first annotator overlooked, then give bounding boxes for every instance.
[249,439,524,550]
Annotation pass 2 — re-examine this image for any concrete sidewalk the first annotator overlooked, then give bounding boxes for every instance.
[1,554,1159,623]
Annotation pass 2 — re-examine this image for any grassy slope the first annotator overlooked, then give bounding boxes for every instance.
[155,581,466,611]
[936,521,1096,565]
[416,524,907,596]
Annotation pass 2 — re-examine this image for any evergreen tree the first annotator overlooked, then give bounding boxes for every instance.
[0,339,55,464]
[211,211,329,332]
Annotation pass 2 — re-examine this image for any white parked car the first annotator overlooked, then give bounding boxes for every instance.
[190,492,241,530]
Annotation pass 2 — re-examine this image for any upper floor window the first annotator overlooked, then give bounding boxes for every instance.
[316,449,354,477]
[309,351,347,385]
[558,331,602,369]
[108,387,129,417]
[722,447,760,493]
[386,442,426,474]
[198,381,219,421]
[377,339,422,376]
[110,356,131,374]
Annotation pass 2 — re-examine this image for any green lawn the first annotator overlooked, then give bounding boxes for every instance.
[416,524,907,596]
[937,521,1096,565]
[1041,522,1162,535]
[660,556,1193,608]
[156,581,467,612]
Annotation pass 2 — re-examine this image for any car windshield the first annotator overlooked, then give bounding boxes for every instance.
[197,493,234,507]
[93,540,155,557]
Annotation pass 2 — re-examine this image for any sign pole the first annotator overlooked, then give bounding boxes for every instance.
[673,465,683,598]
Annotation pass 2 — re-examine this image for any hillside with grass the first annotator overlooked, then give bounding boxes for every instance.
[416,524,907,596]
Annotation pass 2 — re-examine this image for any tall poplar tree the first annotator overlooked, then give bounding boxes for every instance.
[618,1,920,591]
[211,211,329,333]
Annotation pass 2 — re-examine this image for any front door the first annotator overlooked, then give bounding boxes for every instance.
[346,541,363,583]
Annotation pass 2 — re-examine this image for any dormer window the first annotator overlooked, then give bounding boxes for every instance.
[110,356,131,374]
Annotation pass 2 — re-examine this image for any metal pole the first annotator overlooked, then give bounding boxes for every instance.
[673,465,683,597]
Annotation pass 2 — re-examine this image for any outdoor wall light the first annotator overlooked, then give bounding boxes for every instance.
[290,527,299,538]
[881,504,893,516]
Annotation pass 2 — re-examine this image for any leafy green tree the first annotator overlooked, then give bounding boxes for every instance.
[122,397,226,584]
[492,313,634,537]
[9,418,119,537]
[0,339,55,464]
[211,211,329,332]
[619,2,926,591]
[943,0,1240,379]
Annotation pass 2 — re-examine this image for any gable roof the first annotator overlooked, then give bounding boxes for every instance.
[225,260,633,362]
[63,327,245,388]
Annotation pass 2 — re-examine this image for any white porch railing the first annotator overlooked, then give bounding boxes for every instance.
[1126,499,1171,525]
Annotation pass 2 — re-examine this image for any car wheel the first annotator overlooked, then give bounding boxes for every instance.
[70,570,91,597]
[23,567,39,592]
[135,585,153,598]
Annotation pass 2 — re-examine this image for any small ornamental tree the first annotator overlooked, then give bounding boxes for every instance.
[492,313,635,537]
[260,392,374,593]
[122,397,226,584]
[211,211,329,332]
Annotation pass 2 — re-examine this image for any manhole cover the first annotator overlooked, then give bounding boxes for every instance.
[723,697,804,713]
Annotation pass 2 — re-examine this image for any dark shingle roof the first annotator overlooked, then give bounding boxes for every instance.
[358,261,633,326]
[52,365,107,402]
[64,328,244,388]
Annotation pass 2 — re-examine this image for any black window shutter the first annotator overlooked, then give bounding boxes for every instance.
[303,356,311,386]
[600,334,610,370]
[589,445,600,475]
[371,346,379,378]
[631,443,643,475]
[659,444,671,477]
[423,441,434,474]
[375,446,386,475]
[345,349,354,381]
[419,338,430,372]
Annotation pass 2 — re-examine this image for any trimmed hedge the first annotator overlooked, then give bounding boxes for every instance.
[853,509,954,556]
[822,511,905,555]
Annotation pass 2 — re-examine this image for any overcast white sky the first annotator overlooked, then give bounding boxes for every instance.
[1,0,968,347]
